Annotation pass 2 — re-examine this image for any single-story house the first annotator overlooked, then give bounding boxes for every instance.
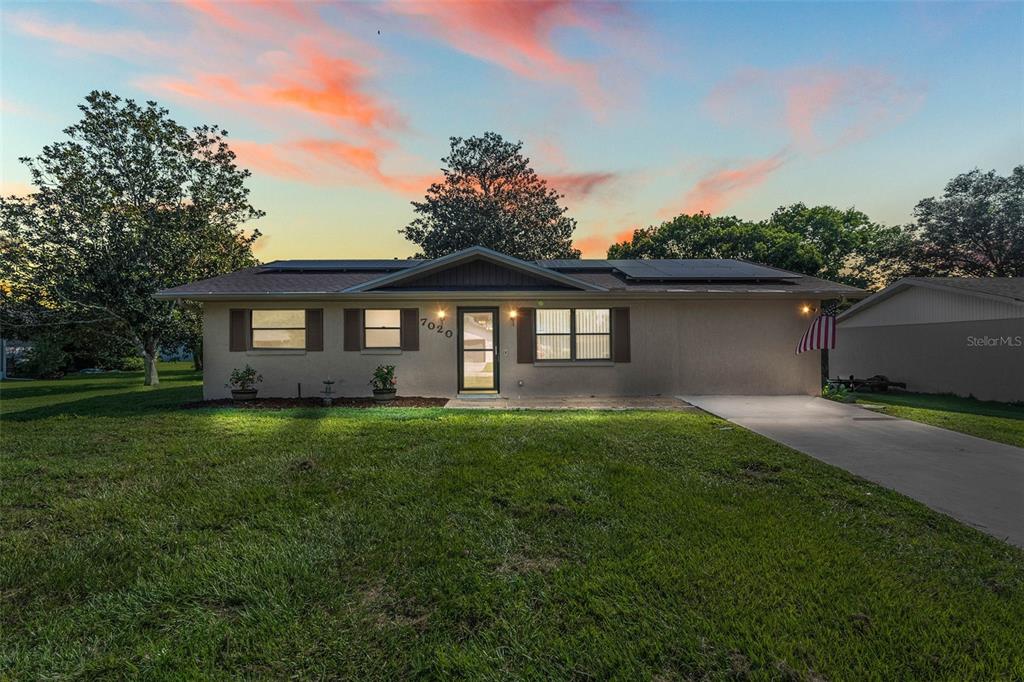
[156,246,864,400]
[831,277,1024,403]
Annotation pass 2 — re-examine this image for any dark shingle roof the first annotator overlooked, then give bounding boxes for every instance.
[261,259,423,271]
[158,268,381,296]
[157,251,865,299]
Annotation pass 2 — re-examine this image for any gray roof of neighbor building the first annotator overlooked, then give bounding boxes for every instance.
[904,277,1024,303]
[838,277,1024,321]
[157,247,865,299]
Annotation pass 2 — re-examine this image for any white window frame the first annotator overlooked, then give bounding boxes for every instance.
[363,309,402,349]
[535,308,611,362]
[250,309,306,350]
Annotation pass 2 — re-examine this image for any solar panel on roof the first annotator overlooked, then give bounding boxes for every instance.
[536,259,614,270]
[610,259,801,280]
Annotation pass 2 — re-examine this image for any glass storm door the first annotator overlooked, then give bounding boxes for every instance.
[459,308,499,392]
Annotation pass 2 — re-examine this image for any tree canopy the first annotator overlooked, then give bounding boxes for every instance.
[607,213,824,275]
[0,91,262,384]
[912,166,1023,277]
[400,132,580,259]
[608,206,915,288]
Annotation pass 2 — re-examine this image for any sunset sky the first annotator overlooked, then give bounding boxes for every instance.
[1,1,1021,259]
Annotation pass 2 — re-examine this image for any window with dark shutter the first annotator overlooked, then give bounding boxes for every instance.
[363,309,402,349]
[534,308,611,362]
[251,310,306,349]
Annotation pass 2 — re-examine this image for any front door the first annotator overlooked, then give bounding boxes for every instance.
[458,308,499,392]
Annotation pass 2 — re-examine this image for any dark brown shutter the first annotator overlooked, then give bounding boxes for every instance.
[517,307,535,363]
[400,308,419,351]
[612,307,630,363]
[343,309,362,351]
[305,309,323,351]
[229,309,249,352]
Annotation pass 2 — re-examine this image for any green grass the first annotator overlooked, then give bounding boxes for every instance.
[853,391,1024,448]
[2,369,1023,679]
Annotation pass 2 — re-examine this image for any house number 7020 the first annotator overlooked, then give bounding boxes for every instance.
[421,317,454,338]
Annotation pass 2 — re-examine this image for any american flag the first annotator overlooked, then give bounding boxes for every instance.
[796,302,839,354]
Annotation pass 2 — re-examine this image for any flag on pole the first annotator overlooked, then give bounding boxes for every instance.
[796,302,839,354]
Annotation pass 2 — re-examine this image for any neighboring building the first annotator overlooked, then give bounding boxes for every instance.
[156,246,863,400]
[832,277,1024,403]
[160,345,193,362]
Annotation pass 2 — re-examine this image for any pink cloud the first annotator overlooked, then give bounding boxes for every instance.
[176,0,254,33]
[385,1,623,112]
[706,65,925,152]
[546,172,618,200]
[148,40,401,132]
[9,13,176,58]
[658,153,788,218]
[12,2,638,208]
[230,140,314,182]
[230,138,434,195]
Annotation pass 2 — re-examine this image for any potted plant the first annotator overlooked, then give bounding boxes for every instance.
[369,364,397,402]
[227,364,263,400]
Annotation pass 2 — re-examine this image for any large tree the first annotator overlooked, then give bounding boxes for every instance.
[400,132,580,259]
[912,166,1023,277]
[607,213,824,275]
[766,203,918,288]
[0,91,262,385]
[609,206,917,289]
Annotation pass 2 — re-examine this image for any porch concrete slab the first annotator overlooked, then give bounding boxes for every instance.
[680,395,1024,548]
[444,396,696,411]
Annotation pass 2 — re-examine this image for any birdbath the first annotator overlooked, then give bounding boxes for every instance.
[321,379,336,406]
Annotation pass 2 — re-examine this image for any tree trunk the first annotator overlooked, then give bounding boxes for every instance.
[192,338,204,371]
[143,339,160,386]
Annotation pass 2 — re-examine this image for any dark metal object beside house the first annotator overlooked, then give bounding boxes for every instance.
[830,375,907,392]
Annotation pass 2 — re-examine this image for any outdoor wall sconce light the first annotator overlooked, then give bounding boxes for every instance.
[437,309,446,320]
[801,304,814,315]
[509,308,519,325]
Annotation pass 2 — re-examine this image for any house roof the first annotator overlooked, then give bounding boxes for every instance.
[156,246,866,300]
[342,246,605,292]
[838,277,1024,322]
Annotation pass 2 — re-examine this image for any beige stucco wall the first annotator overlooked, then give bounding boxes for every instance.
[202,298,824,400]
[831,318,1024,403]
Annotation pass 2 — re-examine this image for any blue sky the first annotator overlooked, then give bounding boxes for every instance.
[1,0,1021,258]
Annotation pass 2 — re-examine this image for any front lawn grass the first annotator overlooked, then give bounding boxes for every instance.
[2,371,1023,679]
[853,391,1024,448]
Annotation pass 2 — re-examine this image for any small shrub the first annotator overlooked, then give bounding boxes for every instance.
[227,365,263,391]
[822,382,851,402]
[369,364,397,391]
[21,337,71,379]
[114,356,146,372]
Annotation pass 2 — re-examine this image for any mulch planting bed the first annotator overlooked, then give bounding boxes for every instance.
[182,397,449,410]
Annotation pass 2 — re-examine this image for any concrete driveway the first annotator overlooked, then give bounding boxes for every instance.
[679,395,1024,548]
